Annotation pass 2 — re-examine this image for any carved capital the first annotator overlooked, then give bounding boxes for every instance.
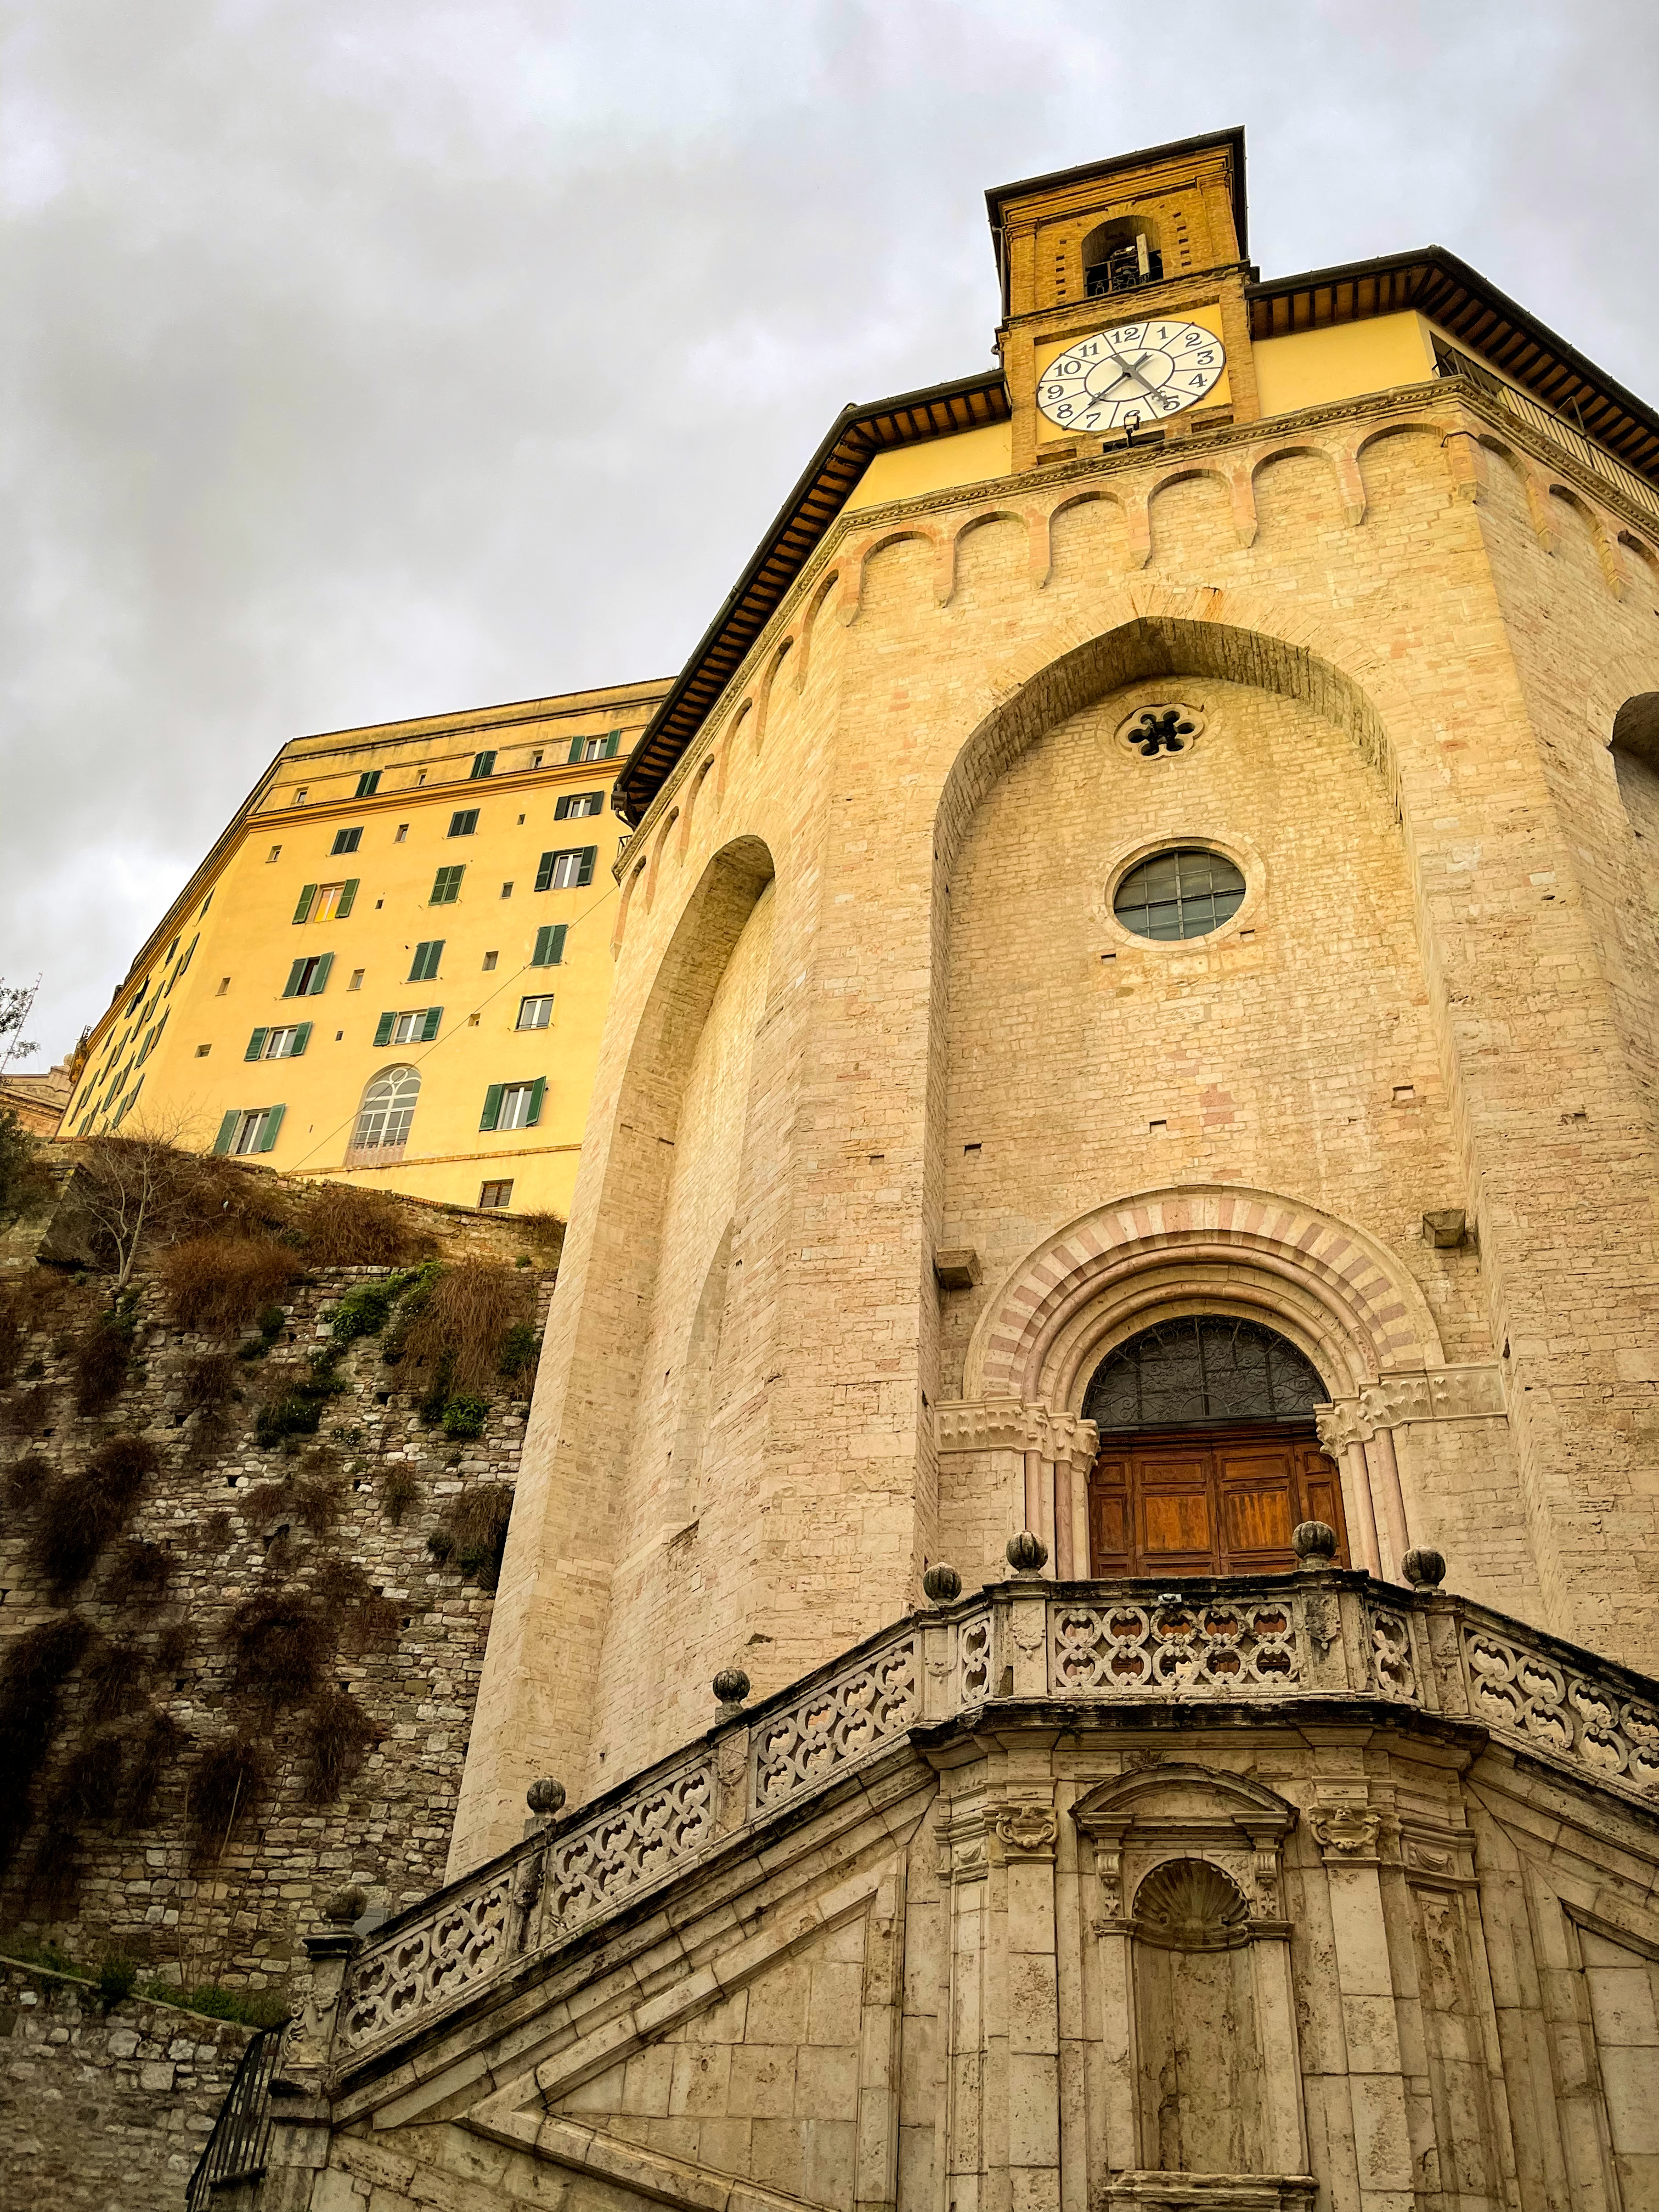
[1311,1807,1381,1860]
[934,1396,1099,1469]
[993,1805,1059,1856]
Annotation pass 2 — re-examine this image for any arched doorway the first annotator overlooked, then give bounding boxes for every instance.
[1082,1316,1348,1576]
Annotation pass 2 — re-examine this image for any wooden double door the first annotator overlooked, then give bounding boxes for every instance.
[1088,1421,1347,1578]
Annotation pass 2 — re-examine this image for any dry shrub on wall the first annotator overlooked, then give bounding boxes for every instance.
[315,1558,402,1651]
[4,1448,50,1506]
[84,1636,149,1723]
[0,1384,51,1438]
[104,1537,174,1608]
[124,1709,184,1828]
[189,1734,264,1860]
[226,1588,330,1705]
[428,1482,515,1590]
[303,1689,382,1802]
[32,1434,159,1594]
[54,1729,125,1822]
[71,1136,294,1290]
[400,1261,534,1393]
[0,1614,93,1873]
[300,1181,435,1267]
[181,1350,238,1412]
[74,1304,137,1413]
[161,1237,300,1334]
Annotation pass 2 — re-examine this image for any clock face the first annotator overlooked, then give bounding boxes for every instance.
[1037,319,1226,435]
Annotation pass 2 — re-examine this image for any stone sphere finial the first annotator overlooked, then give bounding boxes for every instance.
[1401,1546,1447,1589]
[321,1884,368,1928]
[1291,1520,1338,1567]
[1006,1531,1049,1576]
[713,1668,751,1718]
[526,1777,566,1820]
[922,1563,962,1606]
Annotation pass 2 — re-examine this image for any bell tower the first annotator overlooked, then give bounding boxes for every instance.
[986,126,1261,470]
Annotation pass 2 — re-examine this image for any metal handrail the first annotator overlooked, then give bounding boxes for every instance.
[184,2022,280,2210]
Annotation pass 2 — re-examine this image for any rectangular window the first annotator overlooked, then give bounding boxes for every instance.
[304,878,358,921]
[283,952,334,997]
[478,1180,514,1209]
[331,826,363,855]
[356,770,381,798]
[448,809,479,837]
[374,1007,443,1046]
[195,1043,210,1058]
[555,791,605,821]
[249,1023,311,1060]
[214,1104,286,1156]
[531,923,567,967]
[482,950,499,970]
[348,968,364,991]
[470,750,496,779]
[394,823,408,842]
[267,845,281,862]
[430,865,464,905]
[294,788,308,805]
[529,751,544,769]
[500,881,513,898]
[567,731,622,764]
[481,1077,545,1132]
[217,977,230,995]
[534,846,596,892]
[517,995,554,1030]
[408,940,443,983]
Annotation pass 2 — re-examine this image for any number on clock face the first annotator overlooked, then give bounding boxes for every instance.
[1036,319,1227,434]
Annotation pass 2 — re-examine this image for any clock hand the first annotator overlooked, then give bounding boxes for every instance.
[1101,347,1160,400]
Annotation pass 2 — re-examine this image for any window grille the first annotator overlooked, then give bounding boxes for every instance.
[1113,848,1245,940]
[1082,1317,1327,1432]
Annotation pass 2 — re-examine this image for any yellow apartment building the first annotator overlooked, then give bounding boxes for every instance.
[62,676,669,1216]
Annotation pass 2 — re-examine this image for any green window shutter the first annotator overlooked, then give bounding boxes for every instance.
[257,1104,286,1153]
[291,1022,312,1056]
[577,847,596,888]
[374,1011,395,1046]
[534,852,554,893]
[526,1076,546,1128]
[567,736,584,765]
[479,1084,504,1132]
[420,1007,442,1042]
[310,952,334,995]
[337,878,359,917]
[283,959,307,997]
[212,1110,240,1155]
[245,1028,268,1062]
[602,730,620,758]
[532,923,567,967]
[293,884,318,924]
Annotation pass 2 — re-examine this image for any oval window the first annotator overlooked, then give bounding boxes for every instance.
[1113,847,1245,941]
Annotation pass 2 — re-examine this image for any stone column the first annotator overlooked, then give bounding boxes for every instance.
[1310,1796,1415,2212]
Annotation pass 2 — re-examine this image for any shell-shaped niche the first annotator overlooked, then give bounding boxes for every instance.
[1132,1856,1250,1950]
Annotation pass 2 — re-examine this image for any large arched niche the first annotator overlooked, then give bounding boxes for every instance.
[933,612,1399,881]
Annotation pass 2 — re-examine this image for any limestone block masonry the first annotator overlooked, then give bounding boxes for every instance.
[0,1960,255,2212]
[455,363,1659,1868]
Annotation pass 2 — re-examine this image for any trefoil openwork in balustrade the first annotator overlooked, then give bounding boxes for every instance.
[751,1636,919,1808]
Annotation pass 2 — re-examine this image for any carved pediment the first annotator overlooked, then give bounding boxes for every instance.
[1072,1762,1297,1845]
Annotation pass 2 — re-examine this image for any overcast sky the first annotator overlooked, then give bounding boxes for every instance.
[5,0,1658,1062]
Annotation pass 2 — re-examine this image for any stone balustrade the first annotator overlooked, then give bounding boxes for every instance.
[328,1566,1659,2069]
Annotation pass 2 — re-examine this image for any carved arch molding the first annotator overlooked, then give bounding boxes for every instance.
[935,1184,1506,1582]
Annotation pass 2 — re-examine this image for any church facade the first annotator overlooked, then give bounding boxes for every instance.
[212,131,1659,2212]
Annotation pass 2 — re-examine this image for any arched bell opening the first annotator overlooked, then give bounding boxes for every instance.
[1082,1315,1348,1577]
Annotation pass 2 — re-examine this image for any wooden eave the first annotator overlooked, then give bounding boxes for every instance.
[1248,247,1659,485]
[614,371,1011,823]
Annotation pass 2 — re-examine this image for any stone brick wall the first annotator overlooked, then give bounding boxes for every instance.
[0,1957,253,2212]
[453,373,1659,1873]
[0,1179,556,2000]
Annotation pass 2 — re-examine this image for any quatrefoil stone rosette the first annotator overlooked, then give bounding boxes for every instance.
[1114,699,1206,760]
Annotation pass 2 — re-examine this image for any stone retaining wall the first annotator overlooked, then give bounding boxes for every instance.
[0,1957,253,2212]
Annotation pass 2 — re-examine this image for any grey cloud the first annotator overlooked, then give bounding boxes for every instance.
[4,0,1657,1054]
